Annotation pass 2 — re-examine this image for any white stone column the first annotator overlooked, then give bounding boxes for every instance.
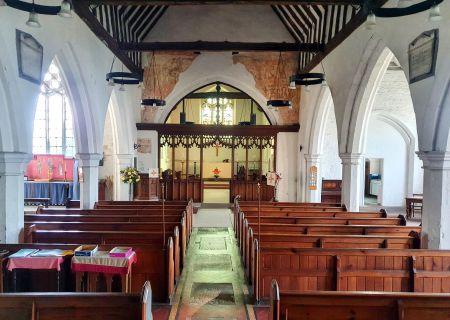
[0,152,32,243]
[115,154,134,201]
[340,153,364,212]
[304,154,322,202]
[418,151,450,249]
[77,153,102,209]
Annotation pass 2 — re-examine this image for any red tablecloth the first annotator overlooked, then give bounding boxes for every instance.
[71,251,137,275]
[7,257,65,271]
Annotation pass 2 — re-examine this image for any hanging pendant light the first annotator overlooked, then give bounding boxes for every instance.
[58,0,72,18]
[428,3,442,22]
[26,11,41,28]
[26,1,40,28]
[141,52,166,108]
[288,79,297,90]
[105,57,141,89]
[365,12,376,30]
[267,52,292,108]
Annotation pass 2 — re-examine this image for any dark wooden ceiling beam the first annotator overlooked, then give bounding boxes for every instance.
[83,0,361,5]
[185,92,251,99]
[300,0,387,73]
[73,2,143,75]
[119,41,324,52]
[136,123,300,135]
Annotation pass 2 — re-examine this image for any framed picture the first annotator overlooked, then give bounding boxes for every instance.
[408,29,439,84]
[16,29,43,85]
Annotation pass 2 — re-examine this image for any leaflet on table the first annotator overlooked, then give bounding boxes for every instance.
[9,249,39,257]
[74,245,98,257]
[31,249,73,257]
[109,247,133,258]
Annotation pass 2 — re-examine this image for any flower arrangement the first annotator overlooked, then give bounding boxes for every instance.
[274,172,282,186]
[212,167,221,179]
[120,167,140,184]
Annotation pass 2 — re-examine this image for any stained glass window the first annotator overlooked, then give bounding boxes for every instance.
[32,61,76,157]
[200,98,234,125]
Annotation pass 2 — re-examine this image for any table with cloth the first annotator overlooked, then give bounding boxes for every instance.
[24,181,80,206]
[72,251,137,293]
[6,255,66,292]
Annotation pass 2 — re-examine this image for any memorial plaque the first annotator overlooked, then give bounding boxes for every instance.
[16,29,43,85]
[409,29,438,84]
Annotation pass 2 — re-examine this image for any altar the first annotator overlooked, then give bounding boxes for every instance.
[24,181,80,206]
[24,155,80,206]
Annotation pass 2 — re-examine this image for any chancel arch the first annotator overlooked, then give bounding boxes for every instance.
[151,58,280,125]
[151,82,279,203]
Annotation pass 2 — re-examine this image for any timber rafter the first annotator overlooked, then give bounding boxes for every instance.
[74,0,386,73]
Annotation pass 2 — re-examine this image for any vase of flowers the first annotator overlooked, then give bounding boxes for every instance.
[120,167,140,200]
[212,167,221,180]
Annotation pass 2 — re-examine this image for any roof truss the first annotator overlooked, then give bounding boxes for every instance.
[75,0,385,74]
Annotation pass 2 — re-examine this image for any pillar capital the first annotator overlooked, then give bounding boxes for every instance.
[0,152,32,175]
[417,151,450,170]
[339,153,364,165]
[304,154,321,162]
[76,153,103,167]
[115,154,134,166]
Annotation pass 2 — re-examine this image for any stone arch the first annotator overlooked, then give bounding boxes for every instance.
[0,32,22,152]
[339,38,393,155]
[106,90,134,155]
[434,77,450,152]
[308,87,334,155]
[0,58,13,152]
[154,74,279,125]
[373,113,416,198]
[53,43,100,155]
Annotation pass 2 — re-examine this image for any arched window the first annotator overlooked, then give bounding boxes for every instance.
[201,98,234,125]
[32,61,75,157]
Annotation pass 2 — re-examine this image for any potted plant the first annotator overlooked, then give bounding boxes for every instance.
[120,167,140,200]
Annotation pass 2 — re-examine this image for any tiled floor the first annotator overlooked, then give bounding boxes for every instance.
[169,208,254,320]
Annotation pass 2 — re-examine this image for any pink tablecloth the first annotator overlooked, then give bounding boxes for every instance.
[7,257,65,271]
[71,251,137,275]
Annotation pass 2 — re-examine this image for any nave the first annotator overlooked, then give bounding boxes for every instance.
[169,208,252,320]
[1,198,450,320]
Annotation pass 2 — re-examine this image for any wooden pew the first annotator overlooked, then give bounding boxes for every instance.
[0,244,173,303]
[244,215,406,226]
[235,210,387,239]
[241,222,420,268]
[246,232,420,289]
[26,220,188,273]
[0,281,152,320]
[25,213,184,224]
[269,279,450,320]
[35,208,192,238]
[233,197,344,214]
[253,246,450,301]
[26,231,176,302]
[95,199,194,215]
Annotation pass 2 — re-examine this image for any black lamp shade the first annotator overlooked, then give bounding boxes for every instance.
[141,99,166,107]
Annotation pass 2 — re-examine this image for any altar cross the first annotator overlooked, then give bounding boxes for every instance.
[213,142,221,157]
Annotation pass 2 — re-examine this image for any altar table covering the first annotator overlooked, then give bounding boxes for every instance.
[24,181,80,205]
[71,251,137,275]
[7,256,65,271]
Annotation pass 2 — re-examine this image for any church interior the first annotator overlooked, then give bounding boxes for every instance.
[0,0,450,319]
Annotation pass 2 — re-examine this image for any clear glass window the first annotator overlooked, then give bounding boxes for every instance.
[32,61,76,157]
